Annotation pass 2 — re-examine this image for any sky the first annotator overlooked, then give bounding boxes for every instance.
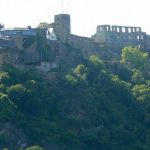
[0,0,150,37]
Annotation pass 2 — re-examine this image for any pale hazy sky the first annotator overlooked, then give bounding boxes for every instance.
[0,0,150,37]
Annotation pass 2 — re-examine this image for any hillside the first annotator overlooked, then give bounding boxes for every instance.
[0,47,150,150]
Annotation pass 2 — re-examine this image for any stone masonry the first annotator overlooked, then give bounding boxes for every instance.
[94,25,146,49]
[51,15,150,51]
[1,14,150,72]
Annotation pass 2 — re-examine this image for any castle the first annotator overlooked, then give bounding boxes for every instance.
[94,25,150,50]
[45,14,150,50]
[0,14,150,72]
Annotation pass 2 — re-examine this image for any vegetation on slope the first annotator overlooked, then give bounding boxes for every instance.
[0,47,150,150]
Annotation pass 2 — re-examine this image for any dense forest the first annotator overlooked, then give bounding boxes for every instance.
[0,47,150,150]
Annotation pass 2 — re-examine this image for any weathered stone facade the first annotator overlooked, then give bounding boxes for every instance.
[53,14,71,43]
[51,15,150,51]
[94,25,146,49]
[145,35,150,50]
[67,34,101,57]
[1,14,150,72]
[0,36,15,49]
[50,14,102,58]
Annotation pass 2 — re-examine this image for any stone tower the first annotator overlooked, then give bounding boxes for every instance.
[54,14,71,43]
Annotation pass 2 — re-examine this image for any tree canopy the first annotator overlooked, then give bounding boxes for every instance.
[0,49,150,150]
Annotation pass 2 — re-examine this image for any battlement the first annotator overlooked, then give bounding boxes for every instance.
[94,25,146,49]
[97,25,142,33]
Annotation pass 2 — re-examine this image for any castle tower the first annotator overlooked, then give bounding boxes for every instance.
[54,14,71,43]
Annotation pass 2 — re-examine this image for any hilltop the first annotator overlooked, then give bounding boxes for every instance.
[0,14,150,150]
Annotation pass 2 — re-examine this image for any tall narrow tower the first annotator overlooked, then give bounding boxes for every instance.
[54,14,71,43]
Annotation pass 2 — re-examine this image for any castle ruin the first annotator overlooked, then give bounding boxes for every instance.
[48,14,150,51]
[94,25,150,50]
[0,14,150,72]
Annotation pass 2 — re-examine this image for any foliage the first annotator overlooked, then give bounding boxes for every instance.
[26,146,44,150]
[65,64,88,87]
[37,22,50,29]
[131,69,145,84]
[0,93,16,121]
[132,83,150,101]
[0,53,149,150]
[89,55,105,70]
[121,46,148,70]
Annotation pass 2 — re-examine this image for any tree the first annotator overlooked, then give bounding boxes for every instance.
[7,84,27,109]
[89,55,105,70]
[37,22,50,29]
[131,69,145,84]
[0,71,9,84]
[132,83,150,102]
[65,64,88,87]
[73,64,87,80]
[0,93,16,121]
[26,146,44,150]
[121,47,149,70]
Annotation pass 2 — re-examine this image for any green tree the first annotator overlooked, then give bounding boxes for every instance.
[0,93,16,121]
[131,69,145,84]
[26,146,44,150]
[37,22,50,29]
[0,71,9,84]
[132,83,150,102]
[121,47,148,70]
[89,55,105,70]
[65,64,88,86]
[7,84,27,109]
[73,64,87,80]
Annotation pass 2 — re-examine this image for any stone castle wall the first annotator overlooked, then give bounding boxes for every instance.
[67,34,101,57]
[51,14,102,58]
[94,25,146,49]
[1,14,150,73]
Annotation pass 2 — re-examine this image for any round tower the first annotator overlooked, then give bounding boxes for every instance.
[54,14,71,42]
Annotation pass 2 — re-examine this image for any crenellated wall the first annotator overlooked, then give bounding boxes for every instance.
[94,25,146,49]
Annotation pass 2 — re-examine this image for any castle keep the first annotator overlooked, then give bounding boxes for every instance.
[53,14,71,42]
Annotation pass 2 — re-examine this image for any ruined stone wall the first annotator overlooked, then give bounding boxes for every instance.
[47,40,68,60]
[47,40,83,68]
[67,34,101,57]
[11,35,24,50]
[145,35,150,50]
[0,50,21,65]
[36,62,58,72]
[23,42,39,64]
[0,37,15,49]
[95,25,146,48]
